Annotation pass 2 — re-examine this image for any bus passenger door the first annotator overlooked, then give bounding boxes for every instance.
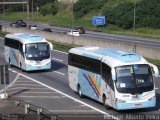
[102,62,113,107]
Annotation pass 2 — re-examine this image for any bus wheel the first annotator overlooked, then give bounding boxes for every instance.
[9,59,13,67]
[78,85,84,98]
[20,63,24,72]
[102,95,110,110]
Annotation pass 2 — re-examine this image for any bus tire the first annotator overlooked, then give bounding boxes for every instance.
[102,95,111,110]
[9,58,13,67]
[78,85,84,98]
[20,63,24,72]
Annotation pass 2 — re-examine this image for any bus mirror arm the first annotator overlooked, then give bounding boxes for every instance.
[149,63,159,78]
[111,69,116,81]
[23,45,25,53]
[49,42,53,50]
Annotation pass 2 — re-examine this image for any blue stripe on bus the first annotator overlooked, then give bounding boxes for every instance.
[9,49,18,66]
[83,73,99,98]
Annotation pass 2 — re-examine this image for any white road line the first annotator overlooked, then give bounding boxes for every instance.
[0,74,20,93]
[54,71,65,76]
[9,69,118,120]
[14,95,63,99]
[52,58,63,62]
[12,84,43,87]
[73,104,86,108]
[48,110,96,113]
[9,68,65,76]
[15,81,36,83]
[156,88,158,90]
[53,50,68,54]
[8,87,49,90]
[12,91,57,94]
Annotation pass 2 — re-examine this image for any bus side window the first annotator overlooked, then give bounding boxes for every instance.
[102,63,111,83]
[19,42,24,56]
[102,63,114,91]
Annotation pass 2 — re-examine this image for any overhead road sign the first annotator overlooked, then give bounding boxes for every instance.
[92,16,106,25]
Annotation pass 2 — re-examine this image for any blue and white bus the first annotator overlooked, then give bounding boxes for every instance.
[68,47,159,110]
[4,33,53,71]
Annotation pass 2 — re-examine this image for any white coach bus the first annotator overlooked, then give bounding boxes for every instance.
[4,33,53,71]
[68,47,159,110]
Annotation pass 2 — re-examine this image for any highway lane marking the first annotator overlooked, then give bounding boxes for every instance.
[10,67,65,76]
[53,50,68,54]
[73,104,86,108]
[54,71,65,76]
[12,84,43,87]
[8,87,50,90]
[11,91,57,94]
[48,110,96,113]
[9,69,119,120]
[15,81,37,83]
[14,95,64,99]
[52,58,63,62]
[0,73,20,93]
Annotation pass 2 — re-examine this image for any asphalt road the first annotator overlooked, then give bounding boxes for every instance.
[0,39,160,120]
[1,20,160,48]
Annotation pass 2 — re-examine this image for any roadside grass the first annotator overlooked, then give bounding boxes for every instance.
[0,31,8,38]
[48,40,81,52]
[145,58,160,65]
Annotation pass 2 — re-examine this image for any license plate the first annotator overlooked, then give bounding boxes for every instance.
[135,104,142,107]
[37,66,41,69]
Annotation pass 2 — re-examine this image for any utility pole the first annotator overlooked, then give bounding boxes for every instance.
[27,1,29,21]
[133,0,136,53]
[3,0,6,32]
[32,0,33,21]
[71,0,74,44]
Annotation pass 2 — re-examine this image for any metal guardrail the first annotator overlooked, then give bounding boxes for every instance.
[0,0,27,2]
[8,98,64,120]
[0,0,28,4]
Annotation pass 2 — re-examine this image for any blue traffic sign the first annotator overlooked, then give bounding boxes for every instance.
[92,16,106,25]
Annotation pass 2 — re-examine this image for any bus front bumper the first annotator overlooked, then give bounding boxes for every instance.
[25,63,51,71]
[116,100,156,110]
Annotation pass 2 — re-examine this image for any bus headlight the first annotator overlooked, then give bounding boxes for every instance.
[116,98,126,103]
[148,96,156,101]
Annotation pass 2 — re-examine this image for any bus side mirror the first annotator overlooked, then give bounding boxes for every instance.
[111,69,116,81]
[49,42,53,50]
[150,64,159,78]
[23,45,25,53]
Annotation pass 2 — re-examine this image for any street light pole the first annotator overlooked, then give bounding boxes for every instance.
[133,0,136,53]
[3,1,6,32]
[32,0,33,21]
[71,0,74,44]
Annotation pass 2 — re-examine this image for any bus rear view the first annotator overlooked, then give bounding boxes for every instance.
[68,47,159,110]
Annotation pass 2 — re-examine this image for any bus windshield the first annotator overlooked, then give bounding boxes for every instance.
[115,64,154,93]
[25,42,50,60]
